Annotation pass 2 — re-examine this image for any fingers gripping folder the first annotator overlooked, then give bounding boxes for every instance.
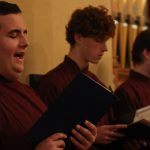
[28,73,118,149]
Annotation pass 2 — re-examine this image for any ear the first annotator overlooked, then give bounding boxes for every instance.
[74,33,83,44]
[143,48,150,60]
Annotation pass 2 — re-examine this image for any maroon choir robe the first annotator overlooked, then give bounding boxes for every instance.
[113,70,150,149]
[0,75,46,150]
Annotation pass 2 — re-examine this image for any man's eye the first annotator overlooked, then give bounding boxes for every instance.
[9,33,17,38]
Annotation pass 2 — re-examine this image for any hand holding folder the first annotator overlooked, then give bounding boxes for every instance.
[28,73,118,149]
[118,105,150,138]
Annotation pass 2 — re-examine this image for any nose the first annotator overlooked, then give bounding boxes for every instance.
[100,43,107,52]
[20,34,29,49]
[103,47,107,52]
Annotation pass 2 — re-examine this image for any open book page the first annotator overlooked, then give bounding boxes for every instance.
[133,105,150,123]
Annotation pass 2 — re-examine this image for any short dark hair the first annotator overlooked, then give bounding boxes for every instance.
[66,5,115,46]
[132,29,150,64]
[0,1,21,15]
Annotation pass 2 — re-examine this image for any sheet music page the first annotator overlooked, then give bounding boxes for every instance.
[133,105,150,123]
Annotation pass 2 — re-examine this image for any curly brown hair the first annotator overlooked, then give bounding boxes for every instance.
[66,5,115,46]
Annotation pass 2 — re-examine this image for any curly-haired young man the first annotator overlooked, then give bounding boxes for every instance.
[37,5,127,149]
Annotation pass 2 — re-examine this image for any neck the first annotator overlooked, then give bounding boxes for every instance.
[68,47,88,70]
[133,63,150,78]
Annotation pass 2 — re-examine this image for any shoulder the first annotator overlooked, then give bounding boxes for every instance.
[115,77,142,94]
[15,81,37,94]
[41,62,66,82]
[38,60,79,90]
[114,78,143,105]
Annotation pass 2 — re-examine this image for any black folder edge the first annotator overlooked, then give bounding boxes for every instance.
[117,119,150,138]
[28,73,119,149]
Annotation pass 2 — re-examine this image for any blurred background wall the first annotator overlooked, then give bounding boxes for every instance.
[5,0,114,87]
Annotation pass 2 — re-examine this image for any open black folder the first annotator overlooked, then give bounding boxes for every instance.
[115,105,150,138]
[28,73,118,149]
[122,119,150,138]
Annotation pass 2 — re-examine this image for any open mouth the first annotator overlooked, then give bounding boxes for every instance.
[14,51,25,59]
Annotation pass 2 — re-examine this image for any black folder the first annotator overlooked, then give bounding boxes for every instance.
[28,73,118,149]
[124,119,150,138]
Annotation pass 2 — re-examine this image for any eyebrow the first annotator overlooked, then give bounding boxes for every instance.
[8,29,28,34]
